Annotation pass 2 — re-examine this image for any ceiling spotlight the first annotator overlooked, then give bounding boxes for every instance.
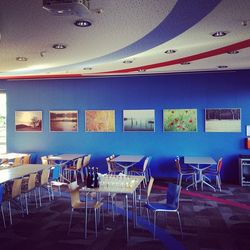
[123,59,134,64]
[212,31,227,37]
[53,43,67,49]
[227,50,239,54]
[217,65,228,69]
[74,20,92,27]
[95,8,103,14]
[164,49,177,54]
[241,20,247,26]
[83,67,92,70]
[180,62,190,65]
[16,56,28,61]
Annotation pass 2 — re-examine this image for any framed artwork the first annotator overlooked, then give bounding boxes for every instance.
[49,110,78,132]
[163,109,197,132]
[246,125,250,136]
[85,110,115,132]
[15,111,42,132]
[123,109,155,132]
[205,108,241,132]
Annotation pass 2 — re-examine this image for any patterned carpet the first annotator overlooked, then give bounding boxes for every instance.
[0,179,250,250]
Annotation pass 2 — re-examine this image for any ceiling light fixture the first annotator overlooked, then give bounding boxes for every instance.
[227,50,239,54]
[217,65,228,69]
[74,19,92,27]
[53,43,67,49]
[212,31,227,37]
[83,67,92,70]
[164,49,176,54]
[16,56,28,61]
[123,59,134,64]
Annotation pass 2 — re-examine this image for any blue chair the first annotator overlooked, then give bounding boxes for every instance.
[0,184,6,228]
[145,183,183,239]
[49,165,66,199]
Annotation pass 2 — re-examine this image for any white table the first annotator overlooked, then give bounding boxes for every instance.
[110,155,144,175]
[47,154,85,162]
[47,154,86,182]
[184,156,217,191]
[0,164,52,184]
[0,152,28,161]
[80,175,144,241]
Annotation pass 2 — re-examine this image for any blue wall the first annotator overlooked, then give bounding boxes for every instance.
[1,70,250,183]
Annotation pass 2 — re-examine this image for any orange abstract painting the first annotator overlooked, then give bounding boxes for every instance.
[85,110,115,132]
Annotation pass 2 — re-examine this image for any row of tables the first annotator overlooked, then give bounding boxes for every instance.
[0,153,146,241]
[0,153,217,240]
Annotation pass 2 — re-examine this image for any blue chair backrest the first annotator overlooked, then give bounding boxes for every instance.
[0,184,4,204]
[166,183,181,209]
[52,165,60,181]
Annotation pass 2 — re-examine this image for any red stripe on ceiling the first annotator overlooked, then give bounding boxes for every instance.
[97,38,250,74]
[1,39,250,80]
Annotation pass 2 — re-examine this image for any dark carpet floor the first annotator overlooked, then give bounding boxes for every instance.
[1,179,250,250]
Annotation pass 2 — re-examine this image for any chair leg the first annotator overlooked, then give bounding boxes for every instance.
[1,206,6,228]
[177,211,183,239]
[153,211,157,239]
[38,187,42,207]
[217,175,222,191]
[34,189,38,208]
[68,209,74,234]
[8,201,12,225]
[178,175,183,187]
[94,209,97,238]
[25,194,29,215]
[146,208,150,224]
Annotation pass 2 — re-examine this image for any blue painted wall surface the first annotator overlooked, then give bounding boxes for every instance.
[1,70,250,183]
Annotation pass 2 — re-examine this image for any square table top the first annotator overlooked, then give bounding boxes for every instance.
[184,156,216,165]
[0,164,52,184]
[47,154,85,161]
[80,175,144,194]
[0,153,28,160]
[110,155,144,163]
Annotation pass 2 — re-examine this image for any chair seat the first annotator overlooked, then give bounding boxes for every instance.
[65,166,78,170]
[145,202,177,211]
[180,169,196,175]
[203,170,218,175]
[73,200,102,209]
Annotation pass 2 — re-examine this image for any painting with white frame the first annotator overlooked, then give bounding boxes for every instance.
[123,109,155,132]
[205,108,241,132]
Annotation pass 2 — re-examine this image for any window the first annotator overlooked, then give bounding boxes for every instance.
[0,92,6,153]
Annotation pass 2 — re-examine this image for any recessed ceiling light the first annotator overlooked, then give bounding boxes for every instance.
[53,44,67,49]
[217,65,228,69]
[83,67,92,70]
[74,20,92,27]
[212,31,227,37]
[180,62,190,65]
[227,50,239,54]
[16,56,28,61]
[164,49,177,54]
[123,59,134,64]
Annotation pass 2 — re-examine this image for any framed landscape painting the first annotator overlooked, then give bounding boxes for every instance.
[205,108,241,132]
[123,109,155,132]
[15,111,42,132]
[163,109,197,132]
[85,110,115,132]
[50,110,78,132]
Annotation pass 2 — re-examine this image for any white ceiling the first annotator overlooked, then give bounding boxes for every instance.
[0,0,250,80]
